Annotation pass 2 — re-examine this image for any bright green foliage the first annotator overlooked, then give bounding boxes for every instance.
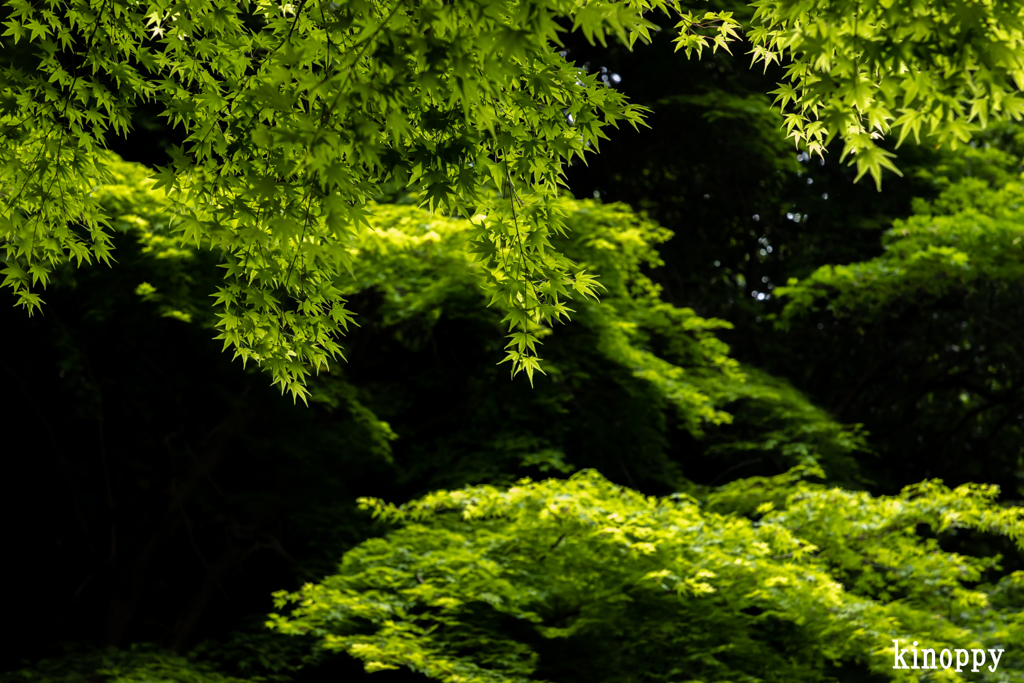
[331,197,868,479]
[267,469,1024,683]
[548,199,740,430]
[4,0,1020,395]
[90,156,863,475]
[330,186,866,474]
[0,0,692,395]
[776,174,1024,323]
[749,0,1024,188]
[672,9,741,58]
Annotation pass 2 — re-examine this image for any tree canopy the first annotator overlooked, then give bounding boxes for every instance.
[269,469,1024,683]
[5,0,1024,396]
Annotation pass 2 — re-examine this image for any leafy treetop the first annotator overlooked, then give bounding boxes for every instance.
[91,156,864,479]
[3,0,1020,395]
[268,468,1024,683]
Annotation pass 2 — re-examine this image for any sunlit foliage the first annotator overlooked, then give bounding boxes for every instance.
[4,0,1021,394]
[268,469,1024,683]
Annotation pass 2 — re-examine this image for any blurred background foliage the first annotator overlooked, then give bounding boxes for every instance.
[3,2,1024,682]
